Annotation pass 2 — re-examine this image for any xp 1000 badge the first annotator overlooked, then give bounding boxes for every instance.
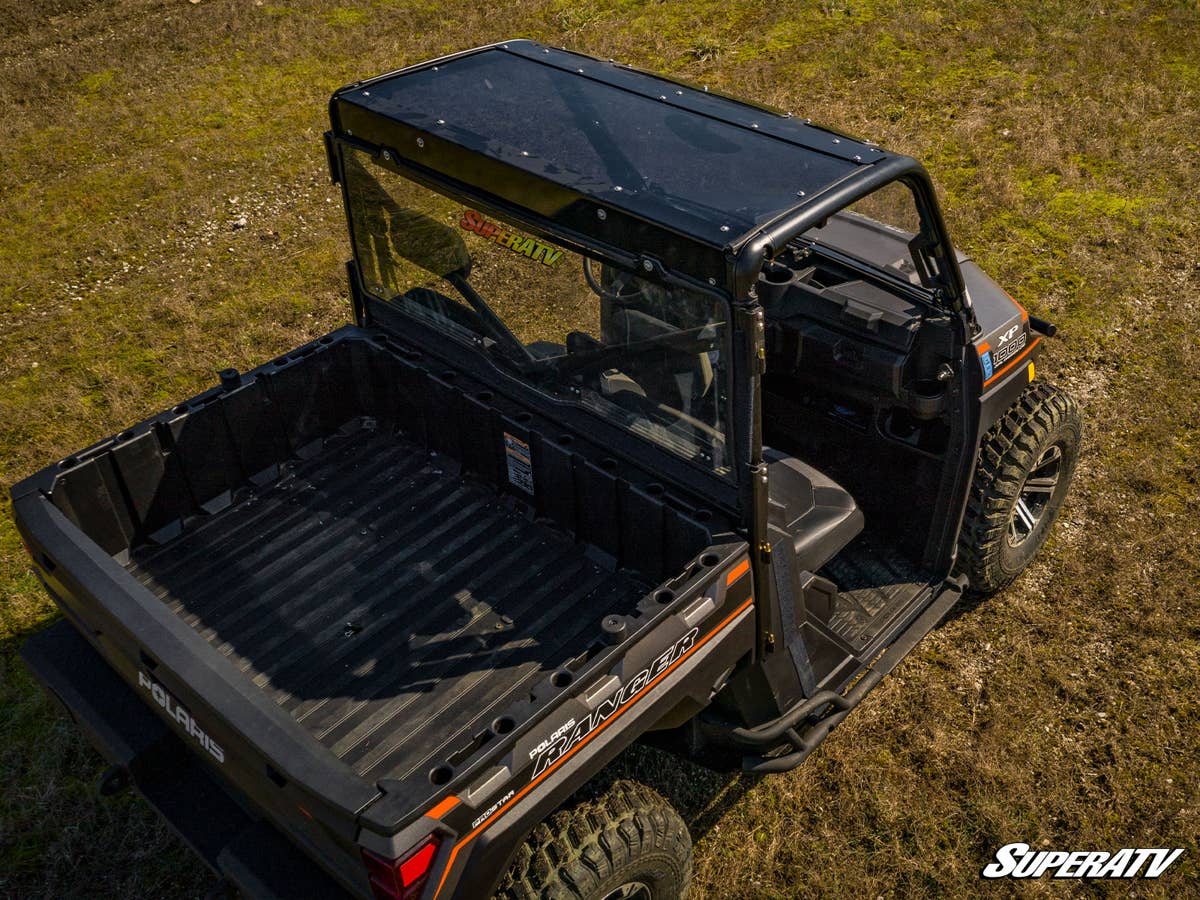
[981,323,1029,379]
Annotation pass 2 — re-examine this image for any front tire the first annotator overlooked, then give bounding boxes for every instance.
[957,382,1082,595]
[496,780,692,900]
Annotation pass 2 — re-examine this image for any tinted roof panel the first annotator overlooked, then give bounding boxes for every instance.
[347,46,865,243]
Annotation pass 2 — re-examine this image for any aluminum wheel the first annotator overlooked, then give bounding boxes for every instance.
[602,882,652,900]
[1007,443,1063,547]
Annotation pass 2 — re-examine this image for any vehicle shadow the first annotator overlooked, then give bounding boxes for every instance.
[936,587,993,627]
[573,741,763,845]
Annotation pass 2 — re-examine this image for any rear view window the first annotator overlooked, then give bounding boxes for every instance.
[344,148,733,478]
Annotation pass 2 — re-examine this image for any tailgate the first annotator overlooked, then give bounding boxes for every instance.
[14,490,380,897]
[21,620,353,900]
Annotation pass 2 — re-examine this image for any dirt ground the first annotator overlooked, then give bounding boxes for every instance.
[1,0,1197,896]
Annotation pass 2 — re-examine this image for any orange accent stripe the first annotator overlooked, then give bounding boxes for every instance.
[426,795,460,820]
[976,341,990,355]
[983,337,1040,387]
[1004,289,1030,322]
[432,597,755,897]
[726,559,750,586]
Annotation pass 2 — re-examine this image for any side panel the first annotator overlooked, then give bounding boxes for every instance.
[422,559,757,899]
[962,259,1044,429]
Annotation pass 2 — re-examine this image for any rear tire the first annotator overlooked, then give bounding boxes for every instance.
[957,382,1081,595]
[496,780,692,900]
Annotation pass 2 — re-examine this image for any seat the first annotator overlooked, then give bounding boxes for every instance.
[764,447,864,572]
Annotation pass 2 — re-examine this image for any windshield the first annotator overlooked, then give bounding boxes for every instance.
[343,148,732,477]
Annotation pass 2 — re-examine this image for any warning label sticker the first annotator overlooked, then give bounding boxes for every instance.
[504,432,534,494]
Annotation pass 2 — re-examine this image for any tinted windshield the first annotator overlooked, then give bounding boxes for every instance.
[343,148,732,477]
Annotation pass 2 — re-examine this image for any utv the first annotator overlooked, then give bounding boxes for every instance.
[16,40,1080,900]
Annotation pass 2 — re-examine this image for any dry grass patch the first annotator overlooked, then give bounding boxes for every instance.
[1,0,1198,896]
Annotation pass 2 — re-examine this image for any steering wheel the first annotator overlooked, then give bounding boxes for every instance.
[582,258,649,303]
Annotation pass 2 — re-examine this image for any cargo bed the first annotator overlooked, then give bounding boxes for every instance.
[124,420,647,781]
[20,328,720,804]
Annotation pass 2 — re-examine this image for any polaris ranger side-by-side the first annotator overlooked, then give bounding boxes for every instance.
[16,41,1081,900]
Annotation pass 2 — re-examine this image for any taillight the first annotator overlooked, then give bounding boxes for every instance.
[362,835,441,900]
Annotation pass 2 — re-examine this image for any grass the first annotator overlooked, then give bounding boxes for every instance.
[1,0,1198,896]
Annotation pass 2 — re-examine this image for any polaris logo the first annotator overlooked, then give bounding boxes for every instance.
[983,843,1184,879]
[528,718,576,761]
[137,671,225,764]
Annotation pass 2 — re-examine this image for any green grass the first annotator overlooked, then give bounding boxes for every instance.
[1,0,1198,896]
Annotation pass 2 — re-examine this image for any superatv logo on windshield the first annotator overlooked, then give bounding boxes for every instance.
[529,628,699,777]
[137,671,225,764]
[460,210,562,267]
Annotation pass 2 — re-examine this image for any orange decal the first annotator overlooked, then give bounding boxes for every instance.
[426,795,460,820]
[726,559,751,586]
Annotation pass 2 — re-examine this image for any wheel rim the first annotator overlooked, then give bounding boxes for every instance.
[602,882,652,900]
[1007,443,1063,547]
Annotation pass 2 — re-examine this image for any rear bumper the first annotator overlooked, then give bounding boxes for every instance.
[21,619,354,900]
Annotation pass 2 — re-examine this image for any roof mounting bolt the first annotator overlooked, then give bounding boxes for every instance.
[577,68,584,74]
[703,85,709,92]
[416,137,425,148]
[432,66,439,71]
[597,209,607,220]
[436,118,445,125]
[362,90,370,97]
[719,224,730,232]
[614,185,623,192]
[751,122,760,129]
[381,150,392,161]
[832,138,841,143]
[346,129,353,136]
[796,190,806,197]
[642,260,653,272]
[854,154,862,161]
[521,150,529,156]
[708,277,717,285]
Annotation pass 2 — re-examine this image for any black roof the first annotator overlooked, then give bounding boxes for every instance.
[331,40,917,288]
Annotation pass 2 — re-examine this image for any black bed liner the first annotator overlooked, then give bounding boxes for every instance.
[126,419,646,781]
